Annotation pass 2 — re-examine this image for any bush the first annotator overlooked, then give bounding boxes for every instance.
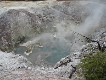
[79,52,106,80]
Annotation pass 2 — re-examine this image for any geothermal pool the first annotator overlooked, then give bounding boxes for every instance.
[14,36,71,66]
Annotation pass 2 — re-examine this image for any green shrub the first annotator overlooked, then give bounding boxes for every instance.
[79,52,106,80]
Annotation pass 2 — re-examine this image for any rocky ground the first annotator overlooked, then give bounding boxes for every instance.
[0,51,71,80]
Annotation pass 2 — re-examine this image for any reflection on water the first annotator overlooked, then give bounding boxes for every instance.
[14,38,71,66]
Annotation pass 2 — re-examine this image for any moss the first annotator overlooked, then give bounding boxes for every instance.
[78,52,106,80]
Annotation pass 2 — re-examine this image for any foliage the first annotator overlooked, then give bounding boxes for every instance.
[79,52,106,80]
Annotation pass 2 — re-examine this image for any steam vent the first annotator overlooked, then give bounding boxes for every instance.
[0,1,106,80]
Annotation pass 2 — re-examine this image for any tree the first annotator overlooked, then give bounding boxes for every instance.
[79,51,106,80]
